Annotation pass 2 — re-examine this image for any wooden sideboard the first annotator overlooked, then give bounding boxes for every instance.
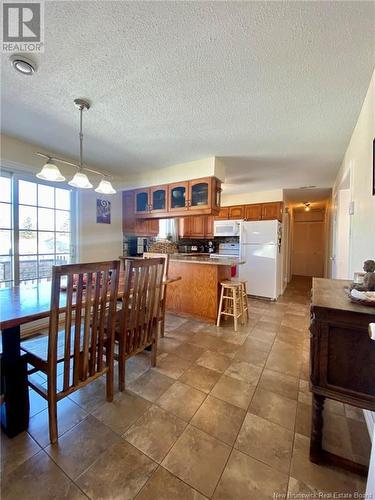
[309,278,375,475]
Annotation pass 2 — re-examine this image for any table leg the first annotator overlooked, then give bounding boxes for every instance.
[310,393,325,464]
[1,326,30,437]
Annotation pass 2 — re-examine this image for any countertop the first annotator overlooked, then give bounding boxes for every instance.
[169,254,244,266]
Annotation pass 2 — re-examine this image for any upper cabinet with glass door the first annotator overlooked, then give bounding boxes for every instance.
[130,177,221,219]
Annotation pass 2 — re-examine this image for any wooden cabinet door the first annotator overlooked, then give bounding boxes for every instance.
[205,216,214,238]
[150,185,167,214]
[168,182,189,212]
[178,217,191,238]
[122,191,136,234]
[191,216,206,237]
[215,206,229,220]
[229,205,244,219]
[147,219,159,236]
[189,177,211,211]
[134,188,150,214]
[261,202,282,221]
[244,204,262,221]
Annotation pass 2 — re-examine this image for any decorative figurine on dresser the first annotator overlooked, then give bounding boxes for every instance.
[309,277,375,475]
[351,259,375,291]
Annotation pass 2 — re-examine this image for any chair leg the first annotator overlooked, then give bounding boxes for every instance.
[106,364,114,402]
[48,394,58,444]
[118,338,126,392]
[151,333,158,367]
[217,285,224,327]
[233,289,238,332]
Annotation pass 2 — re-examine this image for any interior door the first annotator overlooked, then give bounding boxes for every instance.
[292,221,325,277]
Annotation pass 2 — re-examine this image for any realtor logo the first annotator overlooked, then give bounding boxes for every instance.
[2,1,44,52]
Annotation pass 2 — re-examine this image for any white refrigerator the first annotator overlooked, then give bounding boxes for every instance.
[239,220,282,300]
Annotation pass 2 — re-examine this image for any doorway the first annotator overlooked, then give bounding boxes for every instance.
[291,208,326,278]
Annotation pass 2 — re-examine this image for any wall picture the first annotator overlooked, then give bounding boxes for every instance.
[96,199,111,224]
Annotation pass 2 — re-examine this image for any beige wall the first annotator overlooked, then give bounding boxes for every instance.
[221,189,283,206]
[332,69,375,277]
[1,133,123,263]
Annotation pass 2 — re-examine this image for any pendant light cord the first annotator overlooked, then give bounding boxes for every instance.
[79,105,84,171]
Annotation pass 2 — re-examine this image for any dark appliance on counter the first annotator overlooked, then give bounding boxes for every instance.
[178,243,206,253]
[128,236,148,256]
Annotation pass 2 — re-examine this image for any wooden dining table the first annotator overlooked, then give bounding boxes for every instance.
[0,275,181,438]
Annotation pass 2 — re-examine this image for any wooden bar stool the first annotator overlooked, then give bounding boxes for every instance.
[217,281,244,331]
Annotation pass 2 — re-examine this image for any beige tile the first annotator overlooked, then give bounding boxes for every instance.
[242,336,272,353]
[249,388,297,430]
[195,350,232,373]
[1,431,41,476]
[163,425,231,497]
[29,387,48,417]
[189,332,224,350]
[76,441,157,499]
[179,364,221,393]
[235,412,293,474]
[322,412,353,461]
[254,319,280,333]
[213,449,288,500]
[158,336,183,354]
[93,390,151,435]
[157,381,206,421]
[224,360,261,385]
[211,374,255,410]
[287,477,322,496]
[212,339,240,357]
[259,368,299,401]
[46,415,121,480]
[291,433,366,493]
[154,353,193,379]
[128,370,174,402]
[124,405,186,463]
[173,343,206,362]
[348,418,371,466]
[233,345,269,367]
[69,376,108,413]
[265,349,301,377]
[251,327,277,344]
[191,396,245,445]
[295,402,311,437]
[324,398,345,416]
[136,466,206,500]
[2,450,86,500]
[219,331,248,345]
[126,353,153,383]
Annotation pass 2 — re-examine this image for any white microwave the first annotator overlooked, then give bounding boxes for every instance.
[213,220,242,237]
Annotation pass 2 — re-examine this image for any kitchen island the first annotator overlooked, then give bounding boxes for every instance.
[166,254,244,322]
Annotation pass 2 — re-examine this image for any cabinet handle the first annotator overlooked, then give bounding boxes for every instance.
[148,204,153,212]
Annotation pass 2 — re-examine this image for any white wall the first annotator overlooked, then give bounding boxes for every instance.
[77,190,122,263]
[332,70,375,277]
[1,134,123,262]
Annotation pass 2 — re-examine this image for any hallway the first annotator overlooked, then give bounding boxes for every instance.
[2,277,371,499]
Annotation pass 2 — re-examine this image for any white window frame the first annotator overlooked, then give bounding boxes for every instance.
[0,168,77,287]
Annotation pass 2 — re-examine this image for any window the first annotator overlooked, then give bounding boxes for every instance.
[0,171,76,288]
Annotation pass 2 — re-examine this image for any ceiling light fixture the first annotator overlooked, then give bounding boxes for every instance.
[36,158,66,182]
[10,54,36,75]
[303,202,311,212]
[34,99,116,193]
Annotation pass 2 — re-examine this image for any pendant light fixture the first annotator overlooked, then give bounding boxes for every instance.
[68,99,93,189]
[36,158,66,182]
[34,99,116,194]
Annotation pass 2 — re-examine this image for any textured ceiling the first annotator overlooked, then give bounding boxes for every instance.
[1,1,374,193]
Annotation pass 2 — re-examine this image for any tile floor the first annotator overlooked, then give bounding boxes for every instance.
[1,276,371,499]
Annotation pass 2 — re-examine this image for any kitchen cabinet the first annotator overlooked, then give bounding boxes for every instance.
[135,186,168,215]
[169,181,189,212]
[215,207,230,220]
[244,204,262,221]
[229,206,244,219]
[179,216,213,238]
[150,185,168,214]
[168,177,221,215]
[261,202,283,221]
[123,191,159,236]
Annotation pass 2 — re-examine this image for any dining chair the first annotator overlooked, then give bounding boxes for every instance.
[116,257,165,391]
[143,252,170,338]
[21,260,120,444]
